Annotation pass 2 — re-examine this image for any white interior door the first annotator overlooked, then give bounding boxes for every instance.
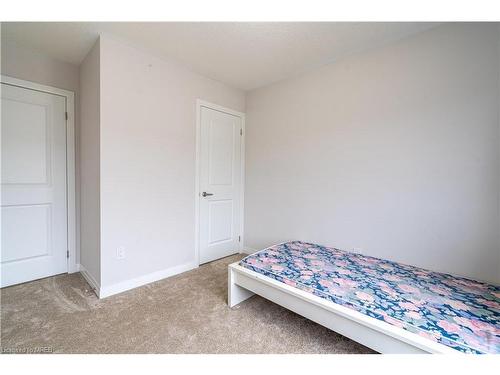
[1,83,68,287]
[199,105,242,264]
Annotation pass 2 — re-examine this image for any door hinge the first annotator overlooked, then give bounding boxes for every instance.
[65,112,68,121]
[240,128,243,136]
[238,235,241,242]
[67,250,70,258]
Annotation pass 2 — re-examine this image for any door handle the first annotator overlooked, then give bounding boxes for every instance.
[202,192,214,197]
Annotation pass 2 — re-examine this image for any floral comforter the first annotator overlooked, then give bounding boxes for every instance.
[239,241,500,354]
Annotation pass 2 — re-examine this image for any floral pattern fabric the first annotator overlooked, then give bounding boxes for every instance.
[239,241,500,354]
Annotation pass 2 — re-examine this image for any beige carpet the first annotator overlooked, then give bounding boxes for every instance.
[1,254,374,354]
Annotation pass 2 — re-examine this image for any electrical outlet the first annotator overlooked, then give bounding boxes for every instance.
[116,246,126,260]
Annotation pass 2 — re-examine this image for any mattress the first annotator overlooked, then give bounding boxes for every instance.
[239,241,500,354]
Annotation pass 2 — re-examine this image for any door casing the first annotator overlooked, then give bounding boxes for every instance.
[195,99,245,265]
[1,75,77,275]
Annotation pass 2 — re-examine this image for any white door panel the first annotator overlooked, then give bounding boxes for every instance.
[1,83,68,287]
[199,106,242,264]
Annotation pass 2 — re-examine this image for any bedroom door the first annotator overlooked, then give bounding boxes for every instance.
[198,103,244,264]
[1,83,68,287]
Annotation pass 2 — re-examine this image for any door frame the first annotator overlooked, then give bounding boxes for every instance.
[195,99,245,265]
[1,75,78,274]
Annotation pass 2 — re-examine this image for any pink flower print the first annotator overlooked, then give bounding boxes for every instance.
[334,261,348,267]
[363,269,377,276]
[431,330,442,339]
[322,265,335,272]
[417,330,441,342]
[283,279,296,287]
[469,319,499,335]
[319,279,334,289]
[479,299,500,310]
[460,279,485,289]
[383,274,402,282]
[294,261,306,269]
[446,299,470,311]
[355,291,375,303]
[383,315,404,328]
[426,306,440,315]
[261,257,278,264]
[453,317,476,331]
[442,278,461,288]
[328,285,347,296]
[408,298,425,307]
[381,287,398,298]
[399,284,421,294]
[310,260,324,266]
[429,286,451,295]
[414,270,429,277]
[461,333,487,352]
[405,311,422,320]
[357,261,372,267]
[336,268,352,275]
[271,264,284,272]
[424,294,444,304]
[304,254,317,259]
[418,331,437,342]
[332,278,358,288]
[413,272,430,280]
[399,302,419,311]
[437,320,463,335]
[300,270,313,280]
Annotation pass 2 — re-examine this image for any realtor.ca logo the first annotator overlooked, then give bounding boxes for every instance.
[1,346,53,354]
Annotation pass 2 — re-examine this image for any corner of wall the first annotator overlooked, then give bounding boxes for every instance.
[497,23,500,283]
[78,37,102,288]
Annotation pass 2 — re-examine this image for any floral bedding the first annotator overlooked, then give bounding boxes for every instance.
[239,241,500,354]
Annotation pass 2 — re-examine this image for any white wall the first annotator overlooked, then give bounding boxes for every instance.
[245,23,500,284]
[79,39,101,285]
[1,40,80,92]
[98,35,245,292]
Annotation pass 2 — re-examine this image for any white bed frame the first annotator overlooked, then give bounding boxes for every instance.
[228,262,459,354]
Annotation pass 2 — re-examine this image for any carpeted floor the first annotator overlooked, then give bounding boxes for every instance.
[1,254,374,354]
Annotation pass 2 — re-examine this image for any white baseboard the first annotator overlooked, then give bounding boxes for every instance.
[242,246,258,254]
[98,261,198,299]
[78,264,101,297]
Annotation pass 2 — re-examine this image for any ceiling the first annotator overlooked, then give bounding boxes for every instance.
[1,22,438,91]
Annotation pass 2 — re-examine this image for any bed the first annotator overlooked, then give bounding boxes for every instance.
[228,241,500,354]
